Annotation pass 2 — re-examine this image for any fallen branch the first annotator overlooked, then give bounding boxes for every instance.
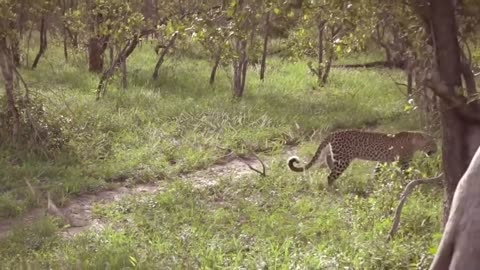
[240,153,267,177]
[387,174,443,242]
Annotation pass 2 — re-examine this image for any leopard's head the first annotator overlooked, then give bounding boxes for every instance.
[412,132,437,156]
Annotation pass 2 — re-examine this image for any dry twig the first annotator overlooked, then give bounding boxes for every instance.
[387,174,443,242]
[240,153,267,177]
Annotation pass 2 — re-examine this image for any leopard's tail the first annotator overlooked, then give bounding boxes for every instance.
[287,136,332,172]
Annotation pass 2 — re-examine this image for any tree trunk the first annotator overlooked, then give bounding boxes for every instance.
[121,58,127,91]
[232,39,248,98]
[97,36,139,99]
[210,51,221,85]
[430,0,480,224]
[317,21,325,85]
[10,38,21,67]
[62,0,68,63]
[259,12,270,81]
[152,32,178,80]
[63,30,68,63]
[88,37,108,73]
[0,38,20,141]
[142,0,156,23]
[321,30,334,85]
[109,46,114,66]
[26,27,32,67]
[32,16,48,70]
[407,71,413,97]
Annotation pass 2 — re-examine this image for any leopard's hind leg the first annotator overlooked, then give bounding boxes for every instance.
[327,159,351,186]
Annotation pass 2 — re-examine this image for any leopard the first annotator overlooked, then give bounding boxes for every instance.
[287,129,437,185]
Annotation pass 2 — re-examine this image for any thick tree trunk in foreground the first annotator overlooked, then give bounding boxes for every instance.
[430,0,480,224]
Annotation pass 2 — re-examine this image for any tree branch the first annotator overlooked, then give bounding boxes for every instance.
[152,31,178,80]
[239,154,266,177]
[387,174,443,242]
[96,35,139,100]
[426,70,480,123]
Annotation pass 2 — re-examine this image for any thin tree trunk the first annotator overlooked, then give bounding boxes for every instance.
[63,30,68,63]
[152,31,178,80]
[0,39,20,141]
[26,27,32,67]
[109,46,114,66]
[210,51,221,85]
[259,11,270,81]
[407,71,413,97]
[88,36,108,73]
[32,16,48,70]
[10,38,21,67]
[97,36,139,99]
[241,50,248,92]
[62,0,68,62]
[321,36,334,85]
[232,61,242,97]
[232,39,248,97]
[317,21,325,84]
[121,58,127,91]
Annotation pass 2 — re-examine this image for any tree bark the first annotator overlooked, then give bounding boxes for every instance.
[26,27,32,67]
[210,51,221,85]
[88,36,108,73]
[0,38,20,140]
[232,39,248,98]
[429,0,480,224]
[321,28,334,85]
[62,0,68,63]
[407,71,413,97]
[259,12,270,81]
[97,36,139,99]
[152,32,178,80]
[142,0,156,23]
[121,58,127,91]
[32,16,48,70]
[317,21,325,85]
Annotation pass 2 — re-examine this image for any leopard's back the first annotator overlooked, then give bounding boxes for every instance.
[328,129,425,162]
[288,129,436,185]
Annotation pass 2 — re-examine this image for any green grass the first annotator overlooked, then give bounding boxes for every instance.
[0,158,442,269]
[0,43,443,268]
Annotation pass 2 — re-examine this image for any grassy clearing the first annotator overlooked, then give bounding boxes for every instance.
[0,156,442,269]
[0,44,414,218]
[0,44,443,268]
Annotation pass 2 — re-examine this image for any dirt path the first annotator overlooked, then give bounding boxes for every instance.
[0,150,292,240]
